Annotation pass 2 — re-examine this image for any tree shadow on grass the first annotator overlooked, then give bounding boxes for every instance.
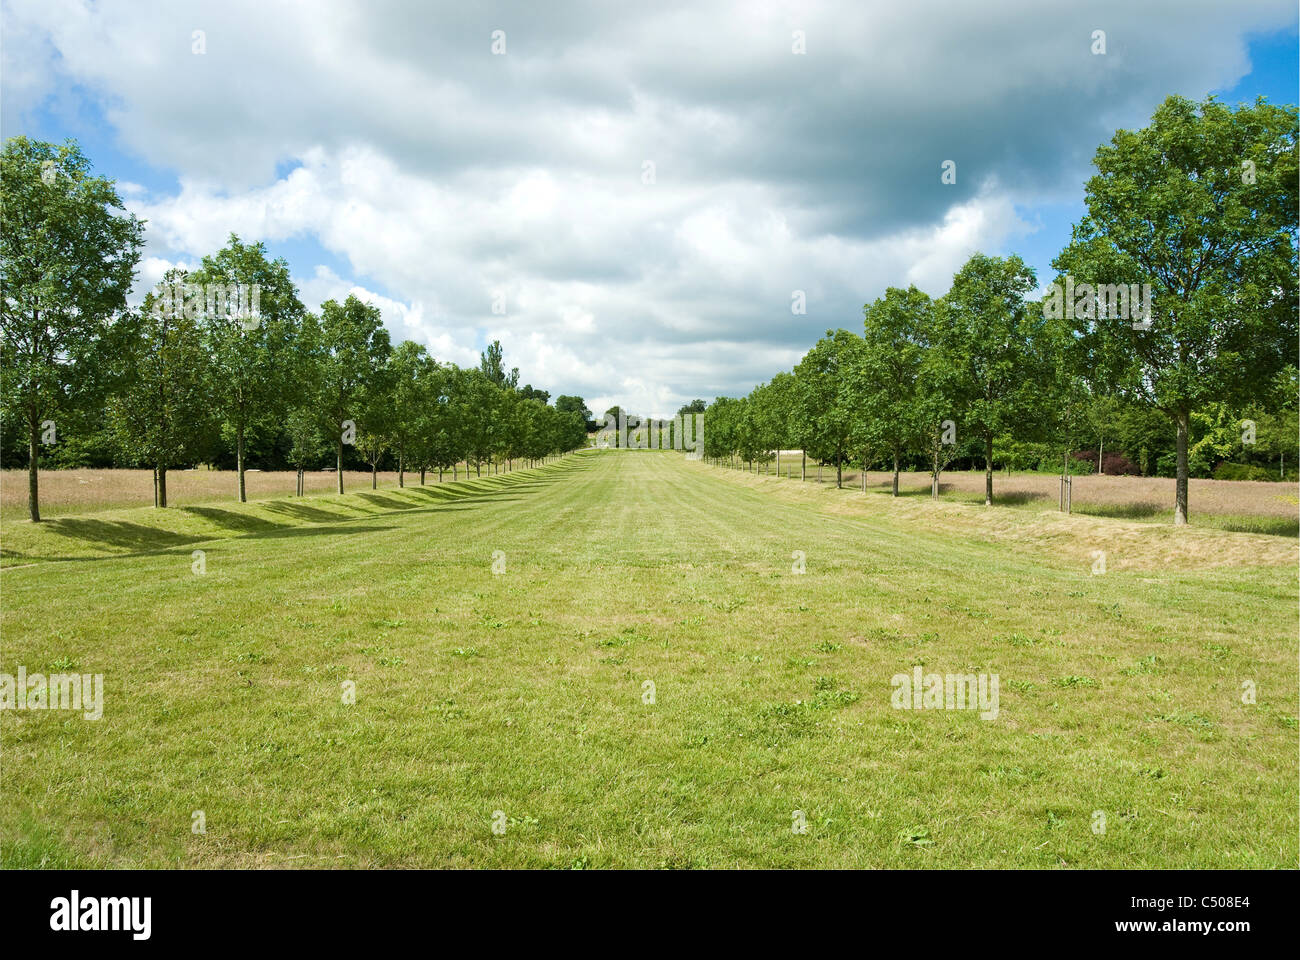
[181,506,292,533]
[354,492,422,511]
[39,518,196,552]
[4,461,574,567]
[260,501,349,523]
[2,521,399,567]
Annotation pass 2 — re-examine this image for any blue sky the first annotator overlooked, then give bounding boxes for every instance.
[4,1,1297,415]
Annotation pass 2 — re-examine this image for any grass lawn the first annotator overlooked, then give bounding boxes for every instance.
[1,450,1295,868]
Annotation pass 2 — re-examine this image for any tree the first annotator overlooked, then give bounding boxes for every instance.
[0,136,143,521]
[858,285,932,495]
[755,373,797,476]
[703,396,742,464]
[601,405,622,446]
[425,363,467,481]
[794,329,864,488]
[915,301,964,499]
[480,339,519,389]
[519,383,550,404]
[460,368,500,474]
[356,344,398,489]
[1053,94,1299,523]
[286,405,324,496]
[935,253,1044,506]
[286,313,326,496]
[188,234,305,502]
[555,395,594,431]
[389,340,433,486]
[354,425,389,489]
[317,295,391,493]
[105,270,215,506]
[1084,394,1122,474]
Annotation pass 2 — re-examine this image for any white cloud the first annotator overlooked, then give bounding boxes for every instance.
[5,0,1293,409]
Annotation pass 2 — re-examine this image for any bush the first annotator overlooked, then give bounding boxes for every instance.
[1066,453,1095,475]
[1072,449,1142,476]
[1213,462,1275,482]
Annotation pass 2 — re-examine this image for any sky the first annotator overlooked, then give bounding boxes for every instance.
[3,0,1297,418]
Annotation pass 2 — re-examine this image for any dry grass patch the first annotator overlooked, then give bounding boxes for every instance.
[695,461,1297,571]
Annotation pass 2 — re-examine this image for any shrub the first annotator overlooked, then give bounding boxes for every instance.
[1071,450,1141,475]
[1213,462,1274,482]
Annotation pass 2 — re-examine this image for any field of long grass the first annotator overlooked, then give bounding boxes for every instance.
[0,466,500,521]
[1,451,1295,867]
[723,461,1299,537]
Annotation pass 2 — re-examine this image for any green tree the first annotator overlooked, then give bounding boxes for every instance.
[317,295,391,493]
[480,339,519,389]
[555,394,594,431]
[858,285,932,495]
[286,406,324,496]
[188,234,305,502]
[105,270,215,506]
[1084,394,1122,474]
[389,340,433,486]
[795,329,866,488]
[1053,94,1298,523]
[0,136,143,521]
[286,312,326,496]
[936,253,1044,505]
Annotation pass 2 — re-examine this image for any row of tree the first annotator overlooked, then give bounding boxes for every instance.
[701,96,1298,524]
[1,137,590,520]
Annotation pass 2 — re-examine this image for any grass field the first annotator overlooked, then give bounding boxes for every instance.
[0,466,488,521]
[725,461,1299,537]
[1,450,1296,868]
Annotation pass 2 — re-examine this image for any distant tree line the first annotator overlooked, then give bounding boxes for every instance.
[702,95,1298,524]
[1,137,591,520]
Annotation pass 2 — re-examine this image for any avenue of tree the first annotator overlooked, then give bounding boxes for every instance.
[701,96,1298,524]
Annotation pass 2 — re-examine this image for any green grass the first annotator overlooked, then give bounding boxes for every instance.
[1,451,1295,868]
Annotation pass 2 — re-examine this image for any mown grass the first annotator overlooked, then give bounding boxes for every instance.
[1,451,1295,868]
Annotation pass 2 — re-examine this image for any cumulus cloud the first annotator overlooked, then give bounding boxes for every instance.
[3,0,1293,413]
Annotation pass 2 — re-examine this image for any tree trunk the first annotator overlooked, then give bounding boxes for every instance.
[801,451,806,481]
[1174,409,1189,525]
[836,457,842,489]
[399,452,405,488]
[476,459,481,477]
[297,467,304,497]
[158,466,168,508]
[984,436,993,506]
[892,452,900,497]
[371,463,378,490]
[26,409,40,522]
[420,466,425,485]
[236,421,246,502]
[1097,436,1105,476]
[336,439,344,494]
[776,450,781,476]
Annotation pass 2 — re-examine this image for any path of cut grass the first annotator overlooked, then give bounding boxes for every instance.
[1,451,1295,867]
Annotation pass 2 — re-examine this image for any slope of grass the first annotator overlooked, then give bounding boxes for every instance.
[1,451,1294,868]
